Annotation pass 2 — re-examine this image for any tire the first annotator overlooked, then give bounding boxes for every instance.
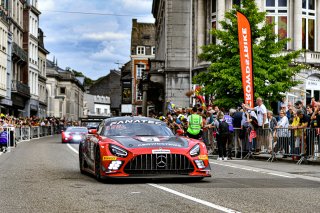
[95,147,102,181]
[79,144,85,174]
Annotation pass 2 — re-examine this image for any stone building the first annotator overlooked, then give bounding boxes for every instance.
[83,94,111,117]
[152,0,320,108]
[152,0,192,110]
[0,1,10,111]
[7,0,30,116]
[89,70,121,116]
[38,28,49,118]
[129,19,156,115]
[46,60,84,121]
[23,0,40,116]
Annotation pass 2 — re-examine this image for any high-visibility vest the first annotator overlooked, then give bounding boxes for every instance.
[187,114,202,135]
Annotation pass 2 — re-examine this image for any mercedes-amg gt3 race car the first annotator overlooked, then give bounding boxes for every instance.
[79,116,211,181]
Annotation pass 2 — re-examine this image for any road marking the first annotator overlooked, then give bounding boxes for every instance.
[67,143,79,154]
[148,183,241,213]
[210,161,295,178]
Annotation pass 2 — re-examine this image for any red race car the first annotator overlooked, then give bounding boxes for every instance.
[79,116,211,181]
[61,127,88,143]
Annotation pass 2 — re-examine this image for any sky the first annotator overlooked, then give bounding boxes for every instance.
[38,0,155,80]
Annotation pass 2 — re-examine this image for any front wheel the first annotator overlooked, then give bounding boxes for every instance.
[95,148,102,181]
[79,144,85,174]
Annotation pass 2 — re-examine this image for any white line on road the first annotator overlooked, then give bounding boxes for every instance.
[64,144,240,212]
[148,183,241,213]
[210,161,295,178]
[67,143,79,154]
[210,160,320,182]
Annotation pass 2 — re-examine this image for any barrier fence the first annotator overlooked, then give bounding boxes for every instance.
[0,126,59,153]
[203,127,320,164]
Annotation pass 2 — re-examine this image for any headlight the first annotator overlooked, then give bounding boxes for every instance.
[189,144,200,157]
[109,144,128,157]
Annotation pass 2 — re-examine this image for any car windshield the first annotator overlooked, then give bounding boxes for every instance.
[66,128,88,133]
[103,123,174,137]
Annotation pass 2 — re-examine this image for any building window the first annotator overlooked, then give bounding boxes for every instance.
[232,0,241,6]
[211,0,217,44]
[152,46,156,55]
[136,64,145,79]
[266,0,288,49]
[266,0,275,7]
[104,109,108,114]
[302,0,315,51]
[96,108,101,114]
[136,85,142,101]
[60,87,66,94]
[137,46,145,55]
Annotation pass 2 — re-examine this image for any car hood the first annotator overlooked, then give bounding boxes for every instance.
[108,136,189,148]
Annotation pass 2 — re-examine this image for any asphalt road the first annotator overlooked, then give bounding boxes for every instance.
[0,135,320,213]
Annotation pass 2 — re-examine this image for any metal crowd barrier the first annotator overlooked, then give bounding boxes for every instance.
[31,126,40,139]
[202,126,319,164]
[1,125,61,153]
[21,127,31,142]
[230,127,319,165]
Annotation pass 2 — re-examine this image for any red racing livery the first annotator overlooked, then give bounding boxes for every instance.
[79,116,211,181]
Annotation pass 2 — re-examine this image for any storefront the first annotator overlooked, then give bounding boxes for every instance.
[306,77,320,103]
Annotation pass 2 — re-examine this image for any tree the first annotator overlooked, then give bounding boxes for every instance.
[72,70,95,87]
[194,0,304,109]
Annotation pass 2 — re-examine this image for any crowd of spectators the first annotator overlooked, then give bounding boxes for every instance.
[148,96,320,161]
[0,114,78,129]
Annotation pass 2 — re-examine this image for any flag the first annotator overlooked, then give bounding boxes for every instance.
[237,11,254,108]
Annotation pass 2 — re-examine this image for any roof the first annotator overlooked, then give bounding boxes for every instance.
[103,116,165,124]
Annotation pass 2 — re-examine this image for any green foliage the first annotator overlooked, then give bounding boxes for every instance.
[194,0,303,109]
[73,70,95,87]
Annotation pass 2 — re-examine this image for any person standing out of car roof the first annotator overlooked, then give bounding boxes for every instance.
[187,107,203,139]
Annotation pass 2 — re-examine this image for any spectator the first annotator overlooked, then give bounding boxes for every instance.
[275,110,290,158]
[224,110,234,159]
[243,97,269,152]
[296,109,310,156]
[212,111,228,160]
[268,111,278,130]
[306,104,313,116]
[295,100,307,115]
[186,107,203,139]
[232,108,244,158]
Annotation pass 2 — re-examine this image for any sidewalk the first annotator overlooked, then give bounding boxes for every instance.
[208,153,320,165]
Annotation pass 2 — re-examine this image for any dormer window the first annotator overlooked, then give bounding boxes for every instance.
[137,46,145,55]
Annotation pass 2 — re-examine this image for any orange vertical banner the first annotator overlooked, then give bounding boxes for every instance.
[237,11,254,108]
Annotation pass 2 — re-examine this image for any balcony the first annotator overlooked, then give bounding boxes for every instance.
[294,51,320,65]
[11,80,30,98]
[12,42,28,63]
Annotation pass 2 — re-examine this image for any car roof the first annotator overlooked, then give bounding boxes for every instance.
[103,116,165,124]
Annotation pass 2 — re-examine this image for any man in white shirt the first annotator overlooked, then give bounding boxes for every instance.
[242,97,269,152]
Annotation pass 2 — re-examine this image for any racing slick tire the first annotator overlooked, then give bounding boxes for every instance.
[79,144,85,174]
[95,147,103,181]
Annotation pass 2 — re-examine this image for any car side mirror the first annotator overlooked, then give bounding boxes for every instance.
[88,129,97,134]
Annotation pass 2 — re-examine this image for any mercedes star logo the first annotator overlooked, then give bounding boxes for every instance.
[156,155,167,168]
